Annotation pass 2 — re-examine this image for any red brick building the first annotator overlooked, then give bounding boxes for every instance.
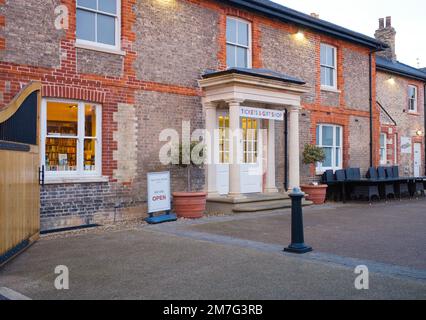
[375,18,425,177]
[0,0,424,231]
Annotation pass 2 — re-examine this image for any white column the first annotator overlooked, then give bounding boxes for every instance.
[288,105,301,190]
[265,119,278,193]
[204,101,219,197]
[228,99,243,197]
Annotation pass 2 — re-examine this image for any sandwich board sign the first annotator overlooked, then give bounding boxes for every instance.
[146,172,176,224]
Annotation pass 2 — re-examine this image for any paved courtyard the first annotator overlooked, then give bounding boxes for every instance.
[0,199,425,300]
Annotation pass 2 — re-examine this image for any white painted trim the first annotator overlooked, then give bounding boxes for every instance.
[75,42,126,56]
[380,132,387,165]
[413,142,422,177]
[44,176,109,185]
[394,133,398,164]
[320,86,341,93]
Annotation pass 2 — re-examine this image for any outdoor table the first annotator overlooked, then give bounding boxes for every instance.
[336,177,424,203]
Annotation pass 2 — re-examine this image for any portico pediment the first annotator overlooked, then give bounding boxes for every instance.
[199,68,310,107]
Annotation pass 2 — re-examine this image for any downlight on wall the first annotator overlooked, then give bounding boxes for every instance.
[387,76,396,85]
[416,130,423,136]
[156,0,175,6]
[294,31,305,41]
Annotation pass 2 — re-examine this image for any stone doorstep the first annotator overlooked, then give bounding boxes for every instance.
[207,192,291,204]
[233,199,313,213]
[206,193,313,215]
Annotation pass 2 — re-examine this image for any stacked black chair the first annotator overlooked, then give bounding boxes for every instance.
[322,170,339,201]
[335,169,346,182]
[351,167,379,201]
[413,179,426,197]
[392,166,409,198]
[335,169,347,201]
[378,166,395,199]
[346,168,361,180]
[346,168,360,200]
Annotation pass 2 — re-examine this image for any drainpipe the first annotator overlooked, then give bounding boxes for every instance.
[369,52,373,168]
[284,109,289,191]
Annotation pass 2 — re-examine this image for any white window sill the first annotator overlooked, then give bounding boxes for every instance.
[44,176,109,185]
[321,86,341,93]
[407,110,419,115]
[75,42,126,56]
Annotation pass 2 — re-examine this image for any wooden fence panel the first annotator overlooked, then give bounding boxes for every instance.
[0,146,40,263]
[0,82,41,265]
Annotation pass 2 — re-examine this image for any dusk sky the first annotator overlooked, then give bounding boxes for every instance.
[272,0,426,68]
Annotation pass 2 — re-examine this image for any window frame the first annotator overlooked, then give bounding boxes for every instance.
[217,111,230,165]
[226,16,252,69]
[394,133,398,164]
[320,43,338,90]
[316,124,343,173]
[380,133,387,165]
[40,98,103,180]
[76,0,121,52]
[408,85,418,112]
[241,117,259,164]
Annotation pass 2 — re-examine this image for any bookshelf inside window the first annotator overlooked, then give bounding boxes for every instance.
[45,120,78,172]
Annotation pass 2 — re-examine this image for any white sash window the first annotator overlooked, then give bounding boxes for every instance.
[316,124,343,172]
[76,0,121,51]
[41,99,102,180]
[226,17,251,68]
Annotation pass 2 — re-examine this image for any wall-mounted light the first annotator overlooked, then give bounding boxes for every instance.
[416,130,423,136]
[387,76,396,85]
[295,31,305,41]
[156,0,175,7]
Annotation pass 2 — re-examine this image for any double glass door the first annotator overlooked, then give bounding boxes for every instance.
[216,111,262,195]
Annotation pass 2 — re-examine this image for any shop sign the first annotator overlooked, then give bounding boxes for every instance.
[240,106,284,121]
[400,137,412,154]
[147,172,171,213]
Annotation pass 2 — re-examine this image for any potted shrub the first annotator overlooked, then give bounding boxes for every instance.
[171,141,207,219]
[300,144,328,205]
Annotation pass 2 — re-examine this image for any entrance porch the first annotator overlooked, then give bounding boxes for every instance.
[199,68,309,212]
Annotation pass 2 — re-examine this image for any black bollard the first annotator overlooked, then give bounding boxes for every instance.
[284,187,313,254]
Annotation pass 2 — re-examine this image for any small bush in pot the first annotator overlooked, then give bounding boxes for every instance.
[300,144,328,205]
[171,141,207,219]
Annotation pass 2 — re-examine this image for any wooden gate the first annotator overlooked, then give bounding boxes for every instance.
[0,82,41,266]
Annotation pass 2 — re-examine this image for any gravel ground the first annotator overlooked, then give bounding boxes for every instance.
[41,219,147,241]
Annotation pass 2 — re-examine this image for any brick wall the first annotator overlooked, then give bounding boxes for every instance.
[76,48,124,77]
[377,71,425,176]
[258,14,375,182]
[1,0,420,229]
[0,0,64,68]
[134,90,205,194]
[133,0,220,87]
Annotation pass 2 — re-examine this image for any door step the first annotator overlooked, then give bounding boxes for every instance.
[233,199,313,213]
[207,192,290,204]
[206,193,313,215]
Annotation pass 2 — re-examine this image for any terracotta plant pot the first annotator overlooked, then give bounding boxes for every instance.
[172,192,207,219]
[300,184,328,205]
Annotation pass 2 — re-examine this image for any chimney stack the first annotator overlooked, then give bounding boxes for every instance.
[374,16,397,62]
